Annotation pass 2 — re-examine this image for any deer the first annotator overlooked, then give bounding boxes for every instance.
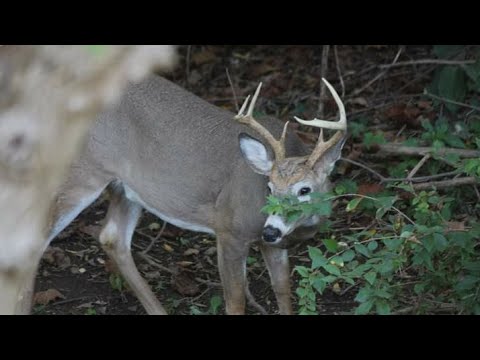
[0,45,177,315]
[38,74,347,315]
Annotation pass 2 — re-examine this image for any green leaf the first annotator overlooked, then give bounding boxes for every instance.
[437,66,466,113]
[296,287,307,297]
[295,266,310,278]
[433,233,448,251]
[313,200,332,217]
[312,278,327,294]
[355,300,374,315]
[323,264,341,276]
[375,300,391,315]
[209,296,222,315]
[322,238,338,253]
[343,276,356,286]
[367,241,378,252]
[308,246,327,269]
[433,45,465,59]
[342,249,356,262]
[464,261,480,274]
[354,243,370,258]
[364,271,377,285]
[383,238,403,251]
[330,256,345,268]
[335,179,358,195]
[190,306,205,315]
[355,287,373,303]
[346,197,362,212]
[454,275,480,292]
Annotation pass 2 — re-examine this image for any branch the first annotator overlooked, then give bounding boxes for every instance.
[318,45,330,118]
[374,144,480,158]
[424,90,480,112]
[379,59,475,69]
[412,177,478,190]
[351,46,403,97]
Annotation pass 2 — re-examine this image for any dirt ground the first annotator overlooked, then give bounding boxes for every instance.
[33,45,437,315]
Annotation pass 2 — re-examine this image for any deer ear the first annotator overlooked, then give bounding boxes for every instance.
[238,133,274,176]
[312,135,347,176]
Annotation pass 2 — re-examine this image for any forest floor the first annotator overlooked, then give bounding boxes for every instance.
[33,45,465,315]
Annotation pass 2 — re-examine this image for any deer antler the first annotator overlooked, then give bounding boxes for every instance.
[235,83,289,161]
[294,78,347,168]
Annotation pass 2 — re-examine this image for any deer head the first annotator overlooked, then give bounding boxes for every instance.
[236,78,347,246]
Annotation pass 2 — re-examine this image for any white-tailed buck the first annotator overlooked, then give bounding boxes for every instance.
[44,75,347,315]
[0,45,177,315]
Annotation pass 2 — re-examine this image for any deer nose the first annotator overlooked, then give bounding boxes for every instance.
[262,226,282,243]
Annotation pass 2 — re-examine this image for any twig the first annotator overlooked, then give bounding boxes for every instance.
[50,296,90,307]
[474,185,480,201]
[375,144,480,158]
[424,90,480,112]
[379,59,475,69]
[141,221,167,255]
[340,158,388,182]
[195,277,268,315]
[333,45,345,98]
[245,281,268,315]
[318,45,330,118]
[351,46,403,97]
[195,278,221,287]
[407,154,431,180]
[391,306,415,315]
[225,67,239,112]
[340,158,461,184]
[412,177,478,190]
[137,252,176,274]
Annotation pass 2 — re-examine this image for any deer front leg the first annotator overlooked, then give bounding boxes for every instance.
[216,235,250,315]
[259,244,292,315]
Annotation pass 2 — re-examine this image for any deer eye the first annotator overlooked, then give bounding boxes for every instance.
[298,187,311,196]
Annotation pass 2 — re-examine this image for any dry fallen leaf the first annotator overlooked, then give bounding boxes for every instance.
[33,289,65,305]
[148,222,161,231]
[172,271,200,296]
[163,244,174,252]
[446,221,466,232]
[358,183,384,195]
[204,247,217,256]
[191,49,216,65]
[183,248,200,256]
[177,261,194,267]
[42,246,71,269]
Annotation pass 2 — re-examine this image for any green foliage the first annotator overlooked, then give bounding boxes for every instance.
[109,273,126,292]
[261,192,332,223]
[189,295,223,315]
[363,131,386,149]
[261,46,480,315]
[429,45,480,113]
[85,307,97,315]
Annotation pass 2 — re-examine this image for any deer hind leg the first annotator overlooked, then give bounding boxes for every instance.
[259,244,293,315]
[14,175,110,315]
[98,183,167,315]
[216,234,250,315]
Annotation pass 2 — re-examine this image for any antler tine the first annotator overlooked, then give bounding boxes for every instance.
[234,82,287,160]
[293,78,347,168]
[279,120,290,147]
[293,78,346,131]
[237,94,250,116]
